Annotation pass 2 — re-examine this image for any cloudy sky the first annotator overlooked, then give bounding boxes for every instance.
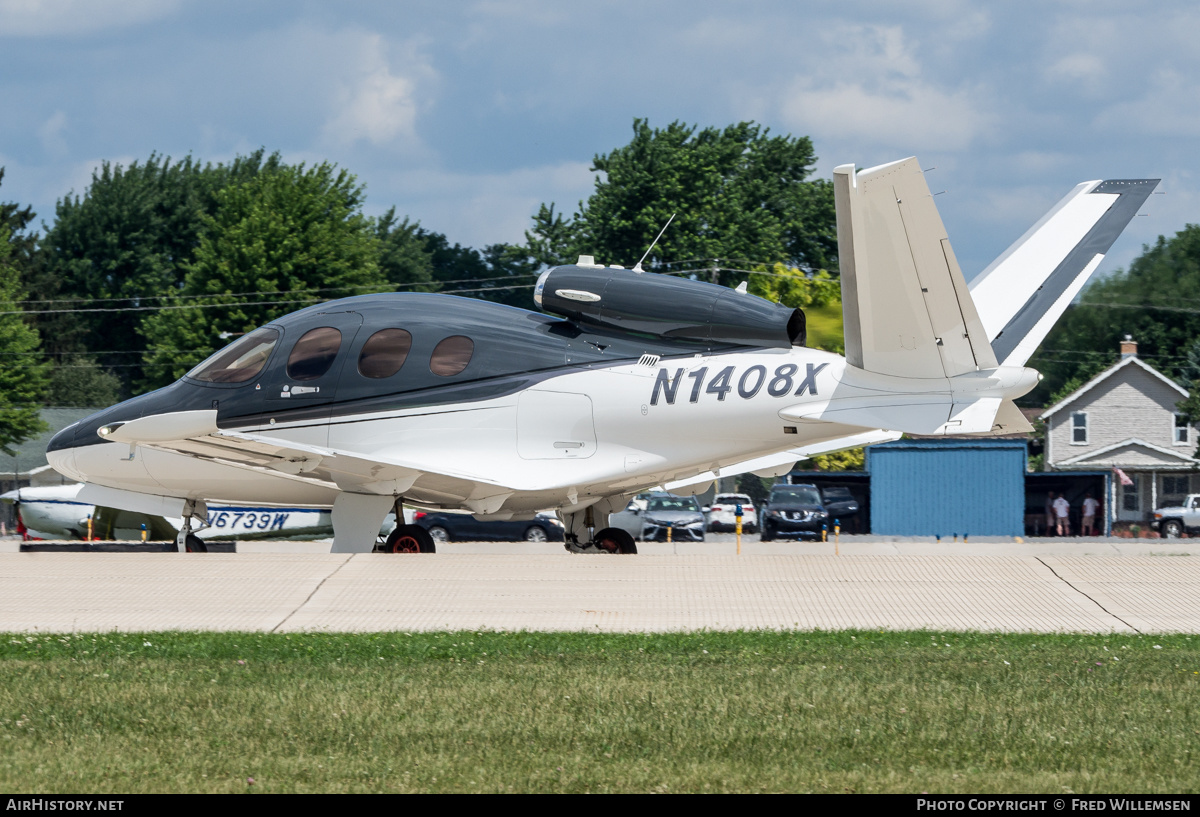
[1,0,1196,278]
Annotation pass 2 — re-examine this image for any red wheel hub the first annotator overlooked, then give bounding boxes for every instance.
[390,535,421,553]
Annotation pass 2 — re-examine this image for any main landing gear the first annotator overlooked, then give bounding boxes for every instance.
[561,498,638,555]
[381,525,436,553]
[176,498,209,553]
[376,496,436,554]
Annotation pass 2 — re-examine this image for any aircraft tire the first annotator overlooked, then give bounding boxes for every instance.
[385,525,436,554]
[593,527,637,554]
[185,534,207,553]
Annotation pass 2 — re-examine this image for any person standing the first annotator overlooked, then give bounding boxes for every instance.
[1081,492,1100,536]
[1052,493,1071,537]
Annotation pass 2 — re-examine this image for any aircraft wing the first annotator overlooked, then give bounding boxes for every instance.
[99,409,538,514]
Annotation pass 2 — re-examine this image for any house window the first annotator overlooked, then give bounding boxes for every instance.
[1174,413,1189,445]
[1163,475,1190,496]
[1123,474,1140,512]
[1071,412,1088,444]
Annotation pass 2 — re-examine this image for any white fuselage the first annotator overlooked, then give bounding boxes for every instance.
[47,344,1035,517]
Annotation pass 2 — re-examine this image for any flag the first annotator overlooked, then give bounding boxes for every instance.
[1114,467,1133,487]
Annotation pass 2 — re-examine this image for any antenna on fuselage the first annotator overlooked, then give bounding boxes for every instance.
[632,213,676,273]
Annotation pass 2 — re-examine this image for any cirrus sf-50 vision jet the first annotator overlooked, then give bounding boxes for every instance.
[46,159,1158,554]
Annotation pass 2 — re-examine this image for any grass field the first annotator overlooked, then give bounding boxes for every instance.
[1,630,1196,793]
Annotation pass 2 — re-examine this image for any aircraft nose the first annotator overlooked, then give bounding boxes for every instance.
[46,446,83,482]
[46,423,80,454]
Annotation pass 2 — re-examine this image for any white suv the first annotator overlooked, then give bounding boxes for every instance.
[706,493,758,533]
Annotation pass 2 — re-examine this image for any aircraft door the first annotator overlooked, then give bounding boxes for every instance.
[517,390,597,459]
[262,311,365,410]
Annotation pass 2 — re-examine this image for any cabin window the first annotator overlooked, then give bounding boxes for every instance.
[430,335,474,376]
[286,327,342,381]
[188,327,280,383]
[1071,412,1088,444]
[1174,413,1189,445]
[358,329,413,379]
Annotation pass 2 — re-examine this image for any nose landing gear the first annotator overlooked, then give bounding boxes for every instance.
[176,499,209,553]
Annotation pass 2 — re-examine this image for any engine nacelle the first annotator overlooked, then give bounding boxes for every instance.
[534,262,806,349]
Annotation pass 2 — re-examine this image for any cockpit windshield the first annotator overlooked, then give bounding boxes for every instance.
[187,327,280,383]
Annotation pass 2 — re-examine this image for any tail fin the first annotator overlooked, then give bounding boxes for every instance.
[969,177,1158,366]
[833,158,996,380]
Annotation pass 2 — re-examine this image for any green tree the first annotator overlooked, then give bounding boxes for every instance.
[524,203,580,268]
[533,119,836,277]
[1027,225,1200,404]
[139,162,386,389]
[375,208,435,292]
[33,151,282,391]
[744,262,844,353]
[410,228,540,309]
[0,223,49,453]
[806,448,865,472]
[43,357,121,408]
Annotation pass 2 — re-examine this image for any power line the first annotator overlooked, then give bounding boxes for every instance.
[9,273,541,308]
[0,280,543,316]
[8,262,822,311]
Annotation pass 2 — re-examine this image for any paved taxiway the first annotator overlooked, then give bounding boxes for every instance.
[1,538,1197,633]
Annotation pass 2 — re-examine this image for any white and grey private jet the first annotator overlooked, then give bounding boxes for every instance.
[45,159,1157,554]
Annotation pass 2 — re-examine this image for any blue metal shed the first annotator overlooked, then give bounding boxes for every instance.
[866,439,1027,537]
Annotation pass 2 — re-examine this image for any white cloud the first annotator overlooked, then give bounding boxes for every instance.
[776,23,994,154]
[37,110,67,156]
[783,80,991,153]
[0,0,178,37]
[1046,53,1107,86]
[322,34,434,150]
[1094,69,1200,138]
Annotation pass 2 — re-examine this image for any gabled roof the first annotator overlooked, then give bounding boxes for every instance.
[1041,356,1187,419]
[1054,436,1197,467]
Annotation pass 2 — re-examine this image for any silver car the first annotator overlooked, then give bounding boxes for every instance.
[609,493,707,542]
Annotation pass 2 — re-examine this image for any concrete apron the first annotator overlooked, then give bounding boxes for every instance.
[0,548,1197,634]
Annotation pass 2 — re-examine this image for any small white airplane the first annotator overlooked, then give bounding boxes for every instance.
[45,159,1157,554]
[0,483,393,544]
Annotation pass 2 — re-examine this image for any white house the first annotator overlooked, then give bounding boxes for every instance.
[1041,337,1198,523]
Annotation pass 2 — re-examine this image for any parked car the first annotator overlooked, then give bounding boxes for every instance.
[608,492,707,542]
[819,487,860,522]
[760,484,829,541]
[1152,494,1200,537]
[412,511,565,543]
[706,493,758,533]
